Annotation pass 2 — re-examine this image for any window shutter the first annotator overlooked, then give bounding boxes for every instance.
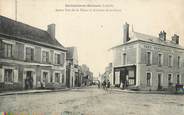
[14,69,18,82]
[0,69,3,82]
[145,52,148,64]
[60,53,64,66]
[53,73,55,82]
[12,44,16,58]
[48,73,50,83]
[60,73,62,83]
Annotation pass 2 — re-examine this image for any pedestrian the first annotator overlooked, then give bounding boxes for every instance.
[42,80,46,89]
[120,81,123,90]
[25,78,29,90]
[107,80,111,93]
[29,76,33,89]
[98,80,100,88]
[107,80,110,88]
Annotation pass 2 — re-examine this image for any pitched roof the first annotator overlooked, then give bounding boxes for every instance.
[131,32,184,49]
[0,15,66,51]
[111,31,184,50]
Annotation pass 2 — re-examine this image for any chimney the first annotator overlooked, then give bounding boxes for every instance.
[159,30,166,41]
[47,24,55,39]
[123,22,130,43]
[172,34,179,44]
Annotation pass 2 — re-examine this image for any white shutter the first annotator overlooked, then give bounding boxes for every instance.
[14,69,18,82]
[115,71,120,85]
[48,73,50,83]
[60,73,62,83]
[53,73,55,83]
[0,69,3,82]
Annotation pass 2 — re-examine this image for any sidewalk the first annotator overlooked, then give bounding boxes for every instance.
[110,88,171,94]
[0,88,70,96]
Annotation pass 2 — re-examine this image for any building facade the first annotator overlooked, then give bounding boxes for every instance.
[111,22,184,90]
[81,64,93,86]
[0,16,67,90]
[66,47,80,88]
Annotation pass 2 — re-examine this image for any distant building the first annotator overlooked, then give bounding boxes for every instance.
[81,64,93,86]
[66,47,79,88]
[111,22,184,90]
[0,16,67,90]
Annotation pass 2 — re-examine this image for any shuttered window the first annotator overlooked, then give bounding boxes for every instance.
[4,69,13,82]
[26,47,34,61]
[3,43,12,58]
[55,53,61,64]
[42,51,49,63]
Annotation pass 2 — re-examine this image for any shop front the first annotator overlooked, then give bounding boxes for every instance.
[113,65,136,88]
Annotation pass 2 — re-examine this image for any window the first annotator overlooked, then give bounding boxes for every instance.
[43,72,48,83]
[177,56,180,68]
[26,47,34,61]
[4,69,13,82]
[123,53,126,65]
[146,73,151,86]
[3,43,12,58]
[128,70,135,85]
[177,74,180,84]
[55,53,61,64]
[168,74,172,86]
[168,55,173,67]
[55,73,60,83]
[158,53,163,66]
[42,51,49,63]
[146,52,151,65]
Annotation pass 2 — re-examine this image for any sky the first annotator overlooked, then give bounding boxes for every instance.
[0,0,184,77]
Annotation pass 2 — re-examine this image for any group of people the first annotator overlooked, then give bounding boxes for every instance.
[25,77,33,89]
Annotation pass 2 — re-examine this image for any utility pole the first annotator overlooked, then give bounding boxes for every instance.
[15,0,17,21]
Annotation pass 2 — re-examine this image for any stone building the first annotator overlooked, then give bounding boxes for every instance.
[81,64,93,86]
[0,15,67,90]
[66,47,79,88]
[111,22,184,90]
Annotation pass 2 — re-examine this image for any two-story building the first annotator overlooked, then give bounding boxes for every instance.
[0,15,67,90]
[111,22,184,91]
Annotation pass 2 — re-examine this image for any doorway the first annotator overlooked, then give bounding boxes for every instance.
[158,73,162,90]
[25,71,33,89]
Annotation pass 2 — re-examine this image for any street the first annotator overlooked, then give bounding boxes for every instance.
[0,86,184,115]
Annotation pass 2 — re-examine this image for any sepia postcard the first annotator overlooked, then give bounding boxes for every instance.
[0,0,184,115]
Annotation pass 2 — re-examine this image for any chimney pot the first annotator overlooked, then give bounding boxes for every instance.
[159,30,166,41]
[47,24,55,39]
[172,34,179,44]
[123,22,130,43]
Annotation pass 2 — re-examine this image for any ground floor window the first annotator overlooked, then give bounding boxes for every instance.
[146,72,151,86]
[177,74,180,84]
[4,69,13,82]
[43,72,48,83]
[55,73,60,83]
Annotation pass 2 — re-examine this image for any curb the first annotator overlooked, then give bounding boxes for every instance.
[110,89,173,95]
[0,88,71,96]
